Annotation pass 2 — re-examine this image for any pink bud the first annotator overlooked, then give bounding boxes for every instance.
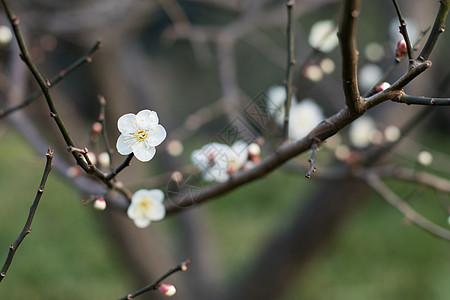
[374,82,390,92]
[91,122,103,134]
[159,284,176,297]
[395,39,407,60]
[93,198,106,211]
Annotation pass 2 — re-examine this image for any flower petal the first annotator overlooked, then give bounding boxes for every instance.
[147,125,167,147]
[150,202,166,221]
[133,142,156,162]
[116,134,134,155]
[133,217,151,228]
[136,110,159,129]
[146,189,165,203]
[118,113,137,133]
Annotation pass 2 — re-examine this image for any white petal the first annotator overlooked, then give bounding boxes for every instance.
[116,134,133,155]
[118,113,137,133]
[133,143,156,162]
[147,125,167,146]
[136,110,159,128]
[146,189,165,202]
[133,217,151,228]
[150,202,166,221]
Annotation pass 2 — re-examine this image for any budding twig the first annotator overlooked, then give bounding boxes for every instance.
[392,0,414,63]
[119,259,190,299]
[0,148,53,282]
[305,143,318,179]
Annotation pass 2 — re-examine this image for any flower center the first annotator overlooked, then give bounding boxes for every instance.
[135,129,148,141]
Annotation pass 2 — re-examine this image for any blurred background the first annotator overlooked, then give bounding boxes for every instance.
[1,0,450,299]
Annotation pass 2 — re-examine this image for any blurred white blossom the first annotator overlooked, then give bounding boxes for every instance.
[359,64,383,91]
[0,25,12,45]
[191,141,248,183]
[417,151,433,166]
[285,99,324,141]
[116,109,166,162]
[308,20,339,53]
[127,189,166,228]
[349,116,377,148]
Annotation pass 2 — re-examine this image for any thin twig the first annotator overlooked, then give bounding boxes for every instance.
[282,0,296,140]
[418,0,450,61]
[0,40,102,118]
[392,0,414,62]
[0,148,53,282]
[305,143,318,178]
[119,260,190,300]
[106,153,134,181]
[365,173,450,241]
[395,94,450,105]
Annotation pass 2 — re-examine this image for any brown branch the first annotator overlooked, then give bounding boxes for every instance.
[0,40,102,118]
[282,0,296,140]
[338,0,362,114]
[366,173,450,241]
[119,260,190,300]
[0,148,53,282]
[395,94,450,105]
[392,0,414,62]
[418,0,450,61]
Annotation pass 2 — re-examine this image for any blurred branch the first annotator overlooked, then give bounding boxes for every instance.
[282,0,296,140]
[119,260,190,300]
[365,173,450,241]
[338,0,362,114]
[0,40,102,118]
[418,0,450,61]
[0,148,53,282]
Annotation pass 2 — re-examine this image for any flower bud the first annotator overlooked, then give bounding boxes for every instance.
[374,82,390,93]
[91,122,103,135]
[93,198,106,211]
[395,39,407,60]
[159,283,176,297]
[98,152,111,168]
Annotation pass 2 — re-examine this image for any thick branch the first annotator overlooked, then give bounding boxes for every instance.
[338,0,362,114]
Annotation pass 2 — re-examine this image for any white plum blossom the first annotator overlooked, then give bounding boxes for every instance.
[267,86,325,140]
[286,99,324,141]
[116,110,167,162]
[127,189,166,228]
[308,20,339,53]
[191,141,248,183]
[349,115,377,148]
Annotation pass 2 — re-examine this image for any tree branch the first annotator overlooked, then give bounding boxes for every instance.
[0,148,53,282]
[338,0,362,114]
[365,173,450,241]
[418,0,450,61]
[282,0,296,140]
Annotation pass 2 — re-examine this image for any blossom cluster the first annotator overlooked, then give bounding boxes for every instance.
[191,141,261,183]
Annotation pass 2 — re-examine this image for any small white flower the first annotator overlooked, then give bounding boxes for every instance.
[349,116,377,148]
[0,25,12,45]
[116,110,167,162]
[308,20,339,53]
[191,141,248,183]
[127,189,166,228]
[284,99,325,141]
